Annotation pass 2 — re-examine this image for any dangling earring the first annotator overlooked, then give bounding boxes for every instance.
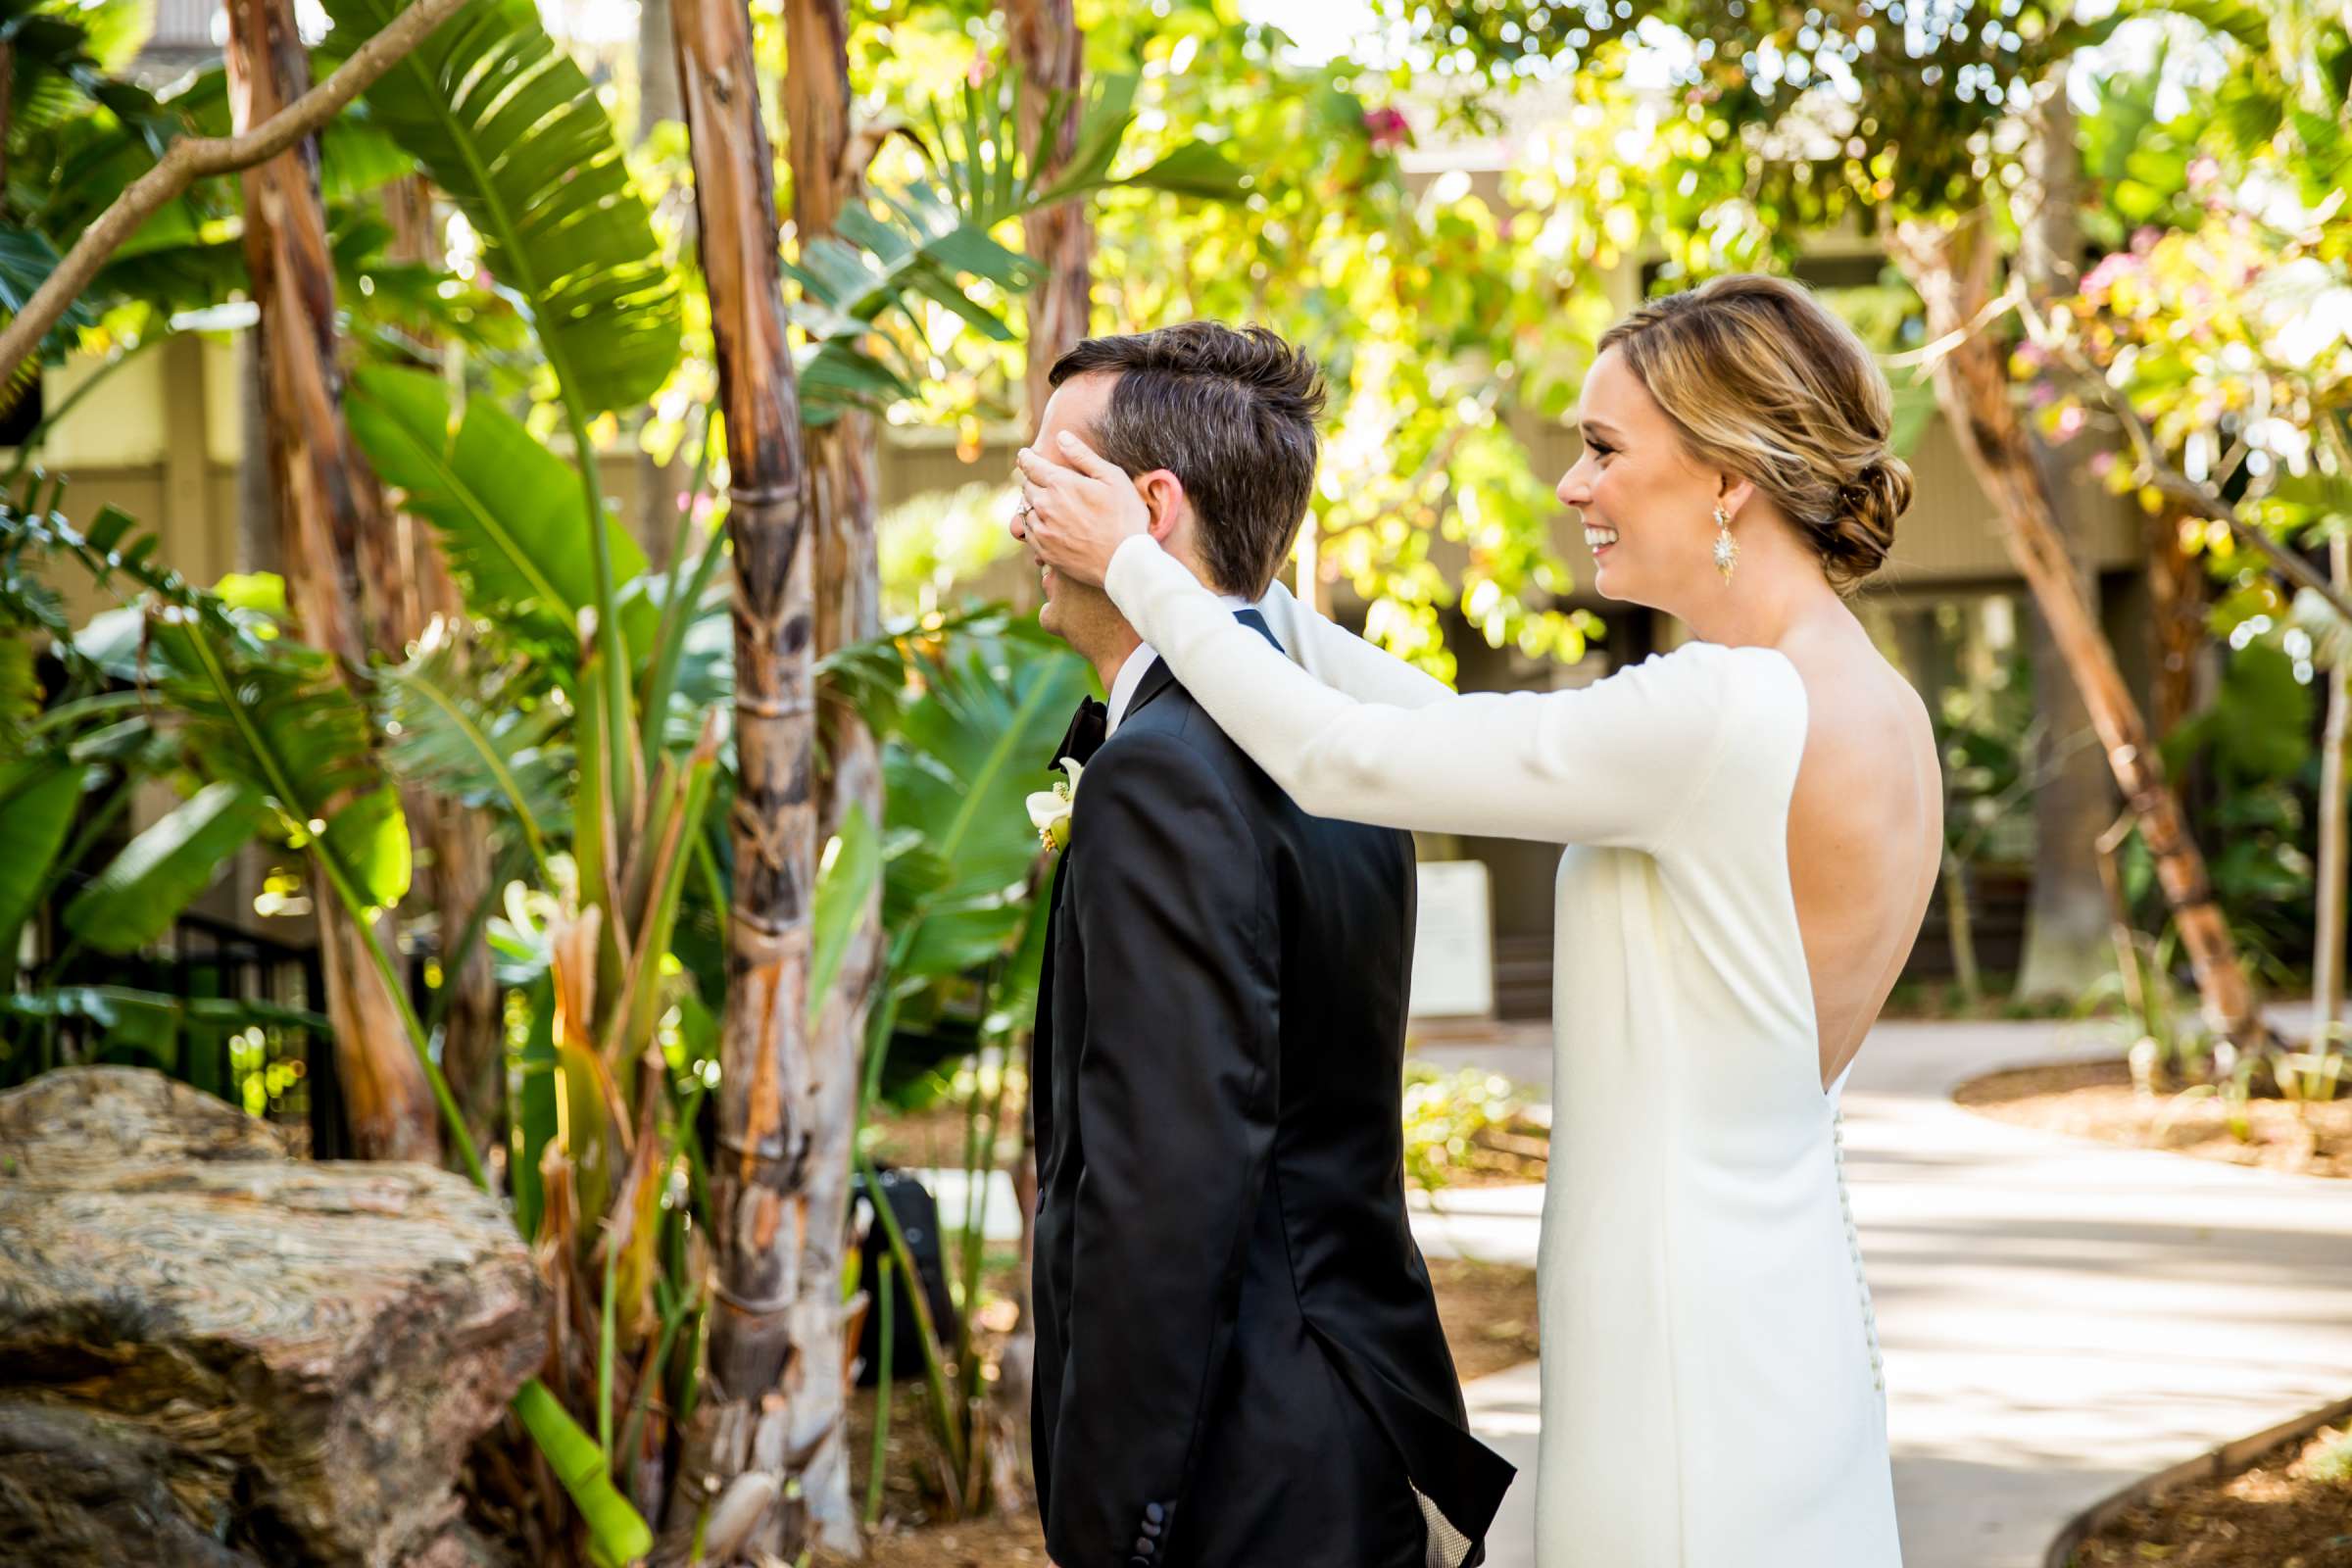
[1712,503,1739,584]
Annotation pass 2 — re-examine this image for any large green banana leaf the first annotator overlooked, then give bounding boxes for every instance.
[882,629,1089,984]
[0,753,83,941]
[312,0,679,414]
[64,781,273,954]
[346,365,656,652]
[0,634,40,759]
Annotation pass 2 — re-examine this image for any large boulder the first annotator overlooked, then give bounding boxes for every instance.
[0,1067,546,1566]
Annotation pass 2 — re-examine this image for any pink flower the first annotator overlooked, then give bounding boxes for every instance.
[1362,106,1413,155]
[2080,252,2133,297]
[2052,405,2086,442]
[2089,451,2117,479]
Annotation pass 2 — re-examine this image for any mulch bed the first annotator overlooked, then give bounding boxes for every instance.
[2069,1424,2352,1567]
[822,1257,1538,1568]
[1955,1058,2352,1179]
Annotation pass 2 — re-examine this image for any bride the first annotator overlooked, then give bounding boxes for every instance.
[1013,272,1937,1565]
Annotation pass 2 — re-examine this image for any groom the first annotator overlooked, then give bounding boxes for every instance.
[1011,322,1514,1568]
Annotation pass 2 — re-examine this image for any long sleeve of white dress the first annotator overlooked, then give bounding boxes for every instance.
[1108,536,1745,851]
[1251,577,1455,710]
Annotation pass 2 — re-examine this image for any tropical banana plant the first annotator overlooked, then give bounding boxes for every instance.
[0,481,654,1564]
[793,67,1247,416]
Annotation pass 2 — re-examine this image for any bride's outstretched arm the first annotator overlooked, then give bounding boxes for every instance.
[1109,534,1733,849]
[1252,575,1453,710]
[1016,428,1739,849]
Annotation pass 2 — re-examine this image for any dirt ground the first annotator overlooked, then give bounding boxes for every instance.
[1955,1057,2352,1179]
[820,1257,1538,1568]
[2068,1423,2352,1567]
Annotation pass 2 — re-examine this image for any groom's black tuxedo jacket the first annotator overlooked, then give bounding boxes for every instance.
[1030,611,1515,1568]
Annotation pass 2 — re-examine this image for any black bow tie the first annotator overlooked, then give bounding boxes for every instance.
[1052,697,1107,770]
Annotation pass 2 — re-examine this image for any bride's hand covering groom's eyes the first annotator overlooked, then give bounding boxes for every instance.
[1013,431,1152,588]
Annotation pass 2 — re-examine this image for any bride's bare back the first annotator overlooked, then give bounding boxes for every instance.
[1780,614,1944,1091]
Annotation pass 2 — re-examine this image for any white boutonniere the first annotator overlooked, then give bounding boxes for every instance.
[1026,758,1086,852]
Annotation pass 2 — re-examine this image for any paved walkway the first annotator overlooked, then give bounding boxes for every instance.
[1413,1011,2352,1568]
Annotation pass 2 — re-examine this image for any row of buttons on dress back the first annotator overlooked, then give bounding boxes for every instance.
[1831,1110,1885,1393]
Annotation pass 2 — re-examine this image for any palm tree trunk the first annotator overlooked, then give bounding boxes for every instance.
[1890,212,2264,1050]
[226,0,437,1162]
[2144,501,2210,736]
[1001,0,1089,1476]
[1007,0,1091,435]
[663,0,822,1555]
[2011,78,2115,1003]
[778,0,878,1551]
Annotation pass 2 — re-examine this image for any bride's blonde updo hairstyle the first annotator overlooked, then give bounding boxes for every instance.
[1595,273,1913,592]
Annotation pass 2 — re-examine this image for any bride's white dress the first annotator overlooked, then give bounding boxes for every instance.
[1107,536,1904,1566]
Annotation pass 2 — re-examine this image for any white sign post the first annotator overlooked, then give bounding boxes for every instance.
[1408,859,1494,1018]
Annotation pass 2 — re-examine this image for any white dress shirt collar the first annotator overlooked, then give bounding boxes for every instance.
[1105,591,1255,735]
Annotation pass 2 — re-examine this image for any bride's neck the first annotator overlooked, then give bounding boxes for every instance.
[1669,535,1842,652]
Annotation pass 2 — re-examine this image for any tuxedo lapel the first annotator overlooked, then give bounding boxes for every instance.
[1119,654,1182,728]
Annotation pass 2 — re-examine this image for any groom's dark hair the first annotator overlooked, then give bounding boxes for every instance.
[1049,321,1327,598]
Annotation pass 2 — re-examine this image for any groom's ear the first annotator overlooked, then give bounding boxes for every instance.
[1135,468,1188,544]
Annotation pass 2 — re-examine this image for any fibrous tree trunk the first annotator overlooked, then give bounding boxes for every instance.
[1008,0,1090,437]
[2012,76,2117,1003]
[777,0,877,1550]
[1890,209,2263,1049]
[2144,502,2210,737]
[1003,0,1090,1464]
[226,0,438,1162]
[663,0,822,1556]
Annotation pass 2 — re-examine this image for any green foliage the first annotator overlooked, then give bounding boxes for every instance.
[64,781,273,954]
[1063,25,1598,676]
[345,365,654,651]
[809,804,884,1027]
[510,1381,655,1567]
[1400,1061,1546,1194]
[881,624,1087,972]
[2164,642,2315,788]
[379,640,569,878]
[793,178,1045,417]
[5,495,411,911]
[314,0,682,414]
[0,754,82,945]
[2304,1429,2352,1486]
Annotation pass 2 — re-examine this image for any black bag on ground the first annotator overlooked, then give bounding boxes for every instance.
[851,1163,961,1386]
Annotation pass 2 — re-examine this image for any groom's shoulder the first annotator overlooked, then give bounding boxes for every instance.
[1100,684,1264,801]
[1125,679,1374,840]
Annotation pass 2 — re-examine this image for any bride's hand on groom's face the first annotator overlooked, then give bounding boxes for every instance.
[1013,431,1152,588]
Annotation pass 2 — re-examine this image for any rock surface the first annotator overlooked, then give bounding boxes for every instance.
[0,1067,545,1567]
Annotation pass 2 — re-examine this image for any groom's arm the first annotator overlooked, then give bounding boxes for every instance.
[1047,731,1281,1568]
